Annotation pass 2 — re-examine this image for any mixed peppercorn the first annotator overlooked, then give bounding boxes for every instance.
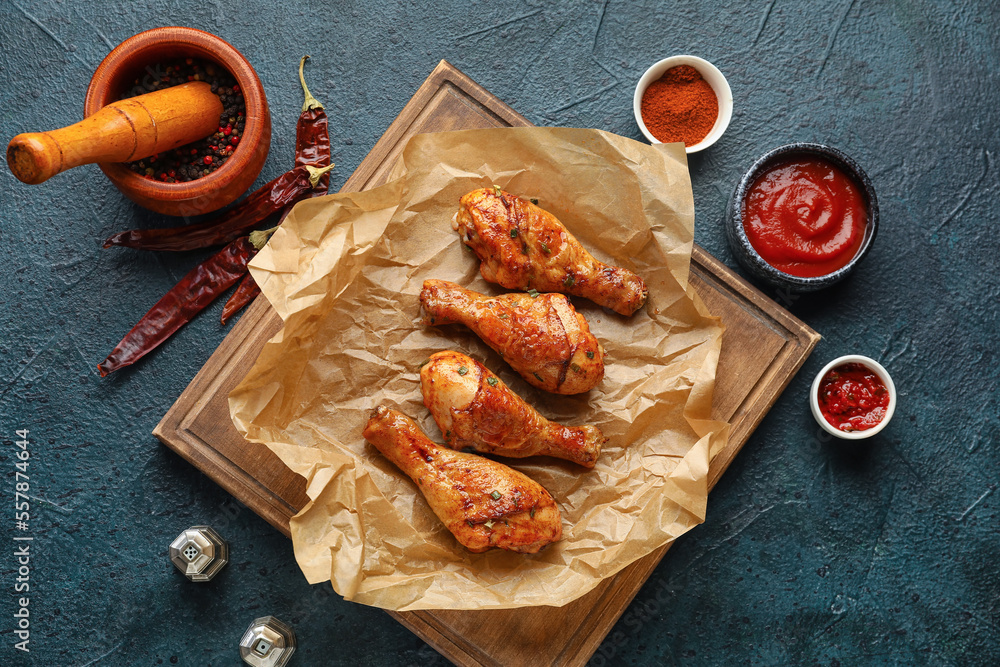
[121,58,246,182]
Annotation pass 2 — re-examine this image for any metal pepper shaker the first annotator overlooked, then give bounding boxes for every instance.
[240,616,296,667]
[168,526,229,582]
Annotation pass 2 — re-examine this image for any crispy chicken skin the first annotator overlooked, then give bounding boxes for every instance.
[420,351,606,468]
[456,188,648,316]
[420,279,604,394]
[363,406,562,553]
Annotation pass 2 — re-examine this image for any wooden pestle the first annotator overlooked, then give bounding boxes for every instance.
[6,81,223,185]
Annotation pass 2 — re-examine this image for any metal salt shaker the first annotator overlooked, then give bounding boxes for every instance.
[168,526,229,582]
[240,616,297,667]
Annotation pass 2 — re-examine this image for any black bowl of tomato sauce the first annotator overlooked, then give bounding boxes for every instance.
[726,143,879,292]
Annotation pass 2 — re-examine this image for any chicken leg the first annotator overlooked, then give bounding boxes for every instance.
[456,187,648,316]
[363,406,562,554]
[420,279,604,394]
[420,350,606,467]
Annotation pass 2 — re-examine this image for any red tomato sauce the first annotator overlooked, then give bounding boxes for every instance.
[742,156,867,278]
[818,363,889,432]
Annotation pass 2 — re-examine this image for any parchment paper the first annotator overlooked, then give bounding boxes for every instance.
[229,127,729,611]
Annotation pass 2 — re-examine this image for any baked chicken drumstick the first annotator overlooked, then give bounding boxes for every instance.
[420,351,606,467]
[420,279,604,394]
[363,406,562,553]
[456,187,648,316]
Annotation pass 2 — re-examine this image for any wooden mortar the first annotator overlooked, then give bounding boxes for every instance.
[86,27,270,217]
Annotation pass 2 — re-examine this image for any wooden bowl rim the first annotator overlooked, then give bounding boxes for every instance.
[84,26,269,212]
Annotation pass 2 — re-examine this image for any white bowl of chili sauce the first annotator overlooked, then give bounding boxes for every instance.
[810,355,896,439]
[633,55,733,153]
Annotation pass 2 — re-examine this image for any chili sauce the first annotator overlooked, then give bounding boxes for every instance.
[742,156,867,278]
[817,362,889,432]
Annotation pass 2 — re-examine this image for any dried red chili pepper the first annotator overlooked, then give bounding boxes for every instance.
[219,272,262,325]
[218,226,277,324]
[103,163,334,252]
[220,55,332,323]
[292,55,331,194]
[98,236,257,376]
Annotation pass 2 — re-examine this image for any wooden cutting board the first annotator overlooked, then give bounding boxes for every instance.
[154,60,820,667]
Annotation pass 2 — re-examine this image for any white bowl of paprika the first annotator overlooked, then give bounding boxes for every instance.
[633,55,733,153]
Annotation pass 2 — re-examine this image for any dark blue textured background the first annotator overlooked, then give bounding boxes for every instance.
[2,1,997,665]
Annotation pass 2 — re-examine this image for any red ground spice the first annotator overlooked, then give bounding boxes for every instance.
[640,65,719,146]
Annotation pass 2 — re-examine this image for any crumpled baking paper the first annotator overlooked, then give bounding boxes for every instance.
[229,127,728,611]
